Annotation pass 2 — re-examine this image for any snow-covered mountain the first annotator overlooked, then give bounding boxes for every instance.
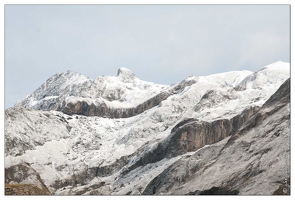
[5,61,290,195]
[15,67,166,110]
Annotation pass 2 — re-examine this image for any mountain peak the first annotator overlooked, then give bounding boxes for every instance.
[117,67,136,80]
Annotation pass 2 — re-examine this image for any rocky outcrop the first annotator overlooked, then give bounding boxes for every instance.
[226,78,290,146]
[263,78,290,107]
[117,67,136,81]
[5,162,51,195]
[141,78,290,195]
[120,106,258,176]
[61,79,196,118]
[61,91,171,118]
[165,106,258,157]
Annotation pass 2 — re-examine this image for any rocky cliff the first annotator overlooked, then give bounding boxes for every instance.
[142,78,290,195]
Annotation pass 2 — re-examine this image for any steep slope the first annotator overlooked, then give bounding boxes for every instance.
[5,106,70,157]
[142,78,290,195]
[5,61,290,195]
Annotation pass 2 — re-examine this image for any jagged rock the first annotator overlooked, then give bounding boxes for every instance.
[5,162,51,194]
[117,67,136,81]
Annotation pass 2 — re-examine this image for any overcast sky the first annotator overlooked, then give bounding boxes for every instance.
[4,4,290,109]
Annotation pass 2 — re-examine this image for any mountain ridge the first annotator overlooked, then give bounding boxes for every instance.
[15,61,289,118]
[5,61,290,195]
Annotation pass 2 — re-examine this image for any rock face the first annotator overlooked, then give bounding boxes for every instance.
[61,91,171,118]
[118,106,259,177]
[5,62,290,195]
[142,78,290,195]
[165,106,258,157]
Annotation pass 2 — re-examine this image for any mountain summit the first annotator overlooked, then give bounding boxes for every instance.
[117,67,136,80]
[5,62,290,195]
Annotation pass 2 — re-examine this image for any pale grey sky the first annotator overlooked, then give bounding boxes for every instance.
[4,4,290,109]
